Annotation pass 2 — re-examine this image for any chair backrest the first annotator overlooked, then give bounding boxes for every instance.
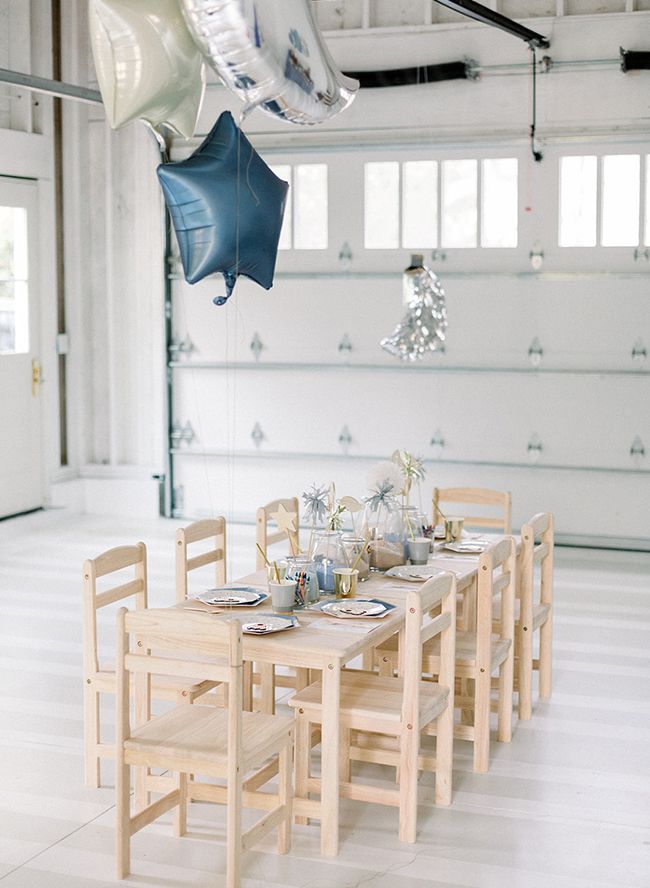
[255,497,300,569]
[115,607,242,755]
[176,518,227,603]
[519,512,554,609]
[401,571,457,735]
[432,487,512,533]
[476,537,516,671]
[82,543,147,677]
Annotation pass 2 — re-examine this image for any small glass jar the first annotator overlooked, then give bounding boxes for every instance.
[385,506,418,561]
[342,536,369,581]
[311,530,348,593]
[284,556,320,606]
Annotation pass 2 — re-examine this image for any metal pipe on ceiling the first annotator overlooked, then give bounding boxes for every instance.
[0,67,102,104]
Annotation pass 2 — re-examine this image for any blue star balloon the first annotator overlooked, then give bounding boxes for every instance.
[157,111,289,305]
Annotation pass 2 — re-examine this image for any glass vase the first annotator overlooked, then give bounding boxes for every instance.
[284,555,320,606]
[342,536,369,581]
[310,530,347,593]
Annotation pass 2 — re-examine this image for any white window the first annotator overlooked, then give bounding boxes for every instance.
[402,161,438,249]
[645,154,650,247]
[269,163,328,250]
[364,156,518,250]
[559,155,597,247]
[601,154,640,247]
[559,153,646,248]
[441,159,477,248]
[364,161,399,249]
[481,157,518,248]
[0,205,29,354]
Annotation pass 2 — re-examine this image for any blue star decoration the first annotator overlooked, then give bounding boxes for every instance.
[157,111,289,305]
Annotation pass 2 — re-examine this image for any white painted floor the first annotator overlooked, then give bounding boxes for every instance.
[0,509,649,888]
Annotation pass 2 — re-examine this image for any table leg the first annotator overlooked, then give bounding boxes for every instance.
[320,658,341,857]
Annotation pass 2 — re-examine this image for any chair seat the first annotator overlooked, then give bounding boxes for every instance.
[288,670,449,731]
[125,704,293,773]
[93,668,216,699]
[377,631,511,672]
[492,600,551,630]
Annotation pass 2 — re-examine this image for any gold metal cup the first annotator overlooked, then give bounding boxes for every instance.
[333,568,358,599]
[444,517,465,543]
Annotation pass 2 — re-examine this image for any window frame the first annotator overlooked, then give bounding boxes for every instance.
[264,139,649,276]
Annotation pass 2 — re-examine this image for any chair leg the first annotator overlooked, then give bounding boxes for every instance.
[518,622,533,721]
[294,714,311,826]
[473,670,491,773]
[278,741,292,854]
[339,727,351,783]
[173,772,187,837]
[377,653,395,678]
[226,767,242,888]
[259,662,275,714]
[434,703,454,807]
[242,662,252,711]
[497,650,514,743]
[115,760,131,879]
[134,767,149,811]
[539,613,553,699]
[84,686,101,788]
[398,725,419,843]
[460,678,474,727]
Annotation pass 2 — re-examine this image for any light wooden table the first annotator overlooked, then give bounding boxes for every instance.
[173,538,516,857]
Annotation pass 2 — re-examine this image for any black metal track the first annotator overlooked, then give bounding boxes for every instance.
[344,61,471,88]
[433,0,550,48]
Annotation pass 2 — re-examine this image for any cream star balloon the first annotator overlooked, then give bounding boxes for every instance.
[270,503,298,535]
[89,0,206,138]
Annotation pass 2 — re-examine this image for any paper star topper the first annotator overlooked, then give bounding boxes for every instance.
[270,503,298,536]
[156,111,289,305]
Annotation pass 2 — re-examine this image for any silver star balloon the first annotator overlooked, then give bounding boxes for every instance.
[380,259,447,362]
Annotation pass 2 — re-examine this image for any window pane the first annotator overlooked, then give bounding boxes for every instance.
[402,161,438,248]
[481,158,518,248]
[365,161,399,249]
[601,155,640,247]
[559,155,597,247]
[293,163,328,249]
[269,164,292,250]
[0,206,29,355]
[441,159,477,248]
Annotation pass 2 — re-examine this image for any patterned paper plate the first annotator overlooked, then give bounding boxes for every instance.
[320,599,393,619]
[198,586,267,606]
[442,540,489,554]
[385,565,444,582]
[242,614,298,635]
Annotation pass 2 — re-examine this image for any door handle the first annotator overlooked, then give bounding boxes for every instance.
[31,359,44,397]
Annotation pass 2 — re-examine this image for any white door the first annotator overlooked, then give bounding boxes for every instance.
[0,177,43,518]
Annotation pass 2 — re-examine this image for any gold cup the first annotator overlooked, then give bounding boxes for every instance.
[333,568,358,599]
[444,517,464,543]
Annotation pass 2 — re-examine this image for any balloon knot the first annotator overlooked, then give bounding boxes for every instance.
[213,270,237,307]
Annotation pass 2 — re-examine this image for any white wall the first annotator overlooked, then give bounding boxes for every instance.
[33,6,650,543]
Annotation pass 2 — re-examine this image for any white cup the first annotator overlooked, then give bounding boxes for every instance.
[408,537,431,565]
[269,579,295,614]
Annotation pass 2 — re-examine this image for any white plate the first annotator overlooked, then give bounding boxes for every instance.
[385,564,442,582]
[443,540,489,554]
[242,614,298,635]
[321,599,389,618]
[197,586,266,606]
